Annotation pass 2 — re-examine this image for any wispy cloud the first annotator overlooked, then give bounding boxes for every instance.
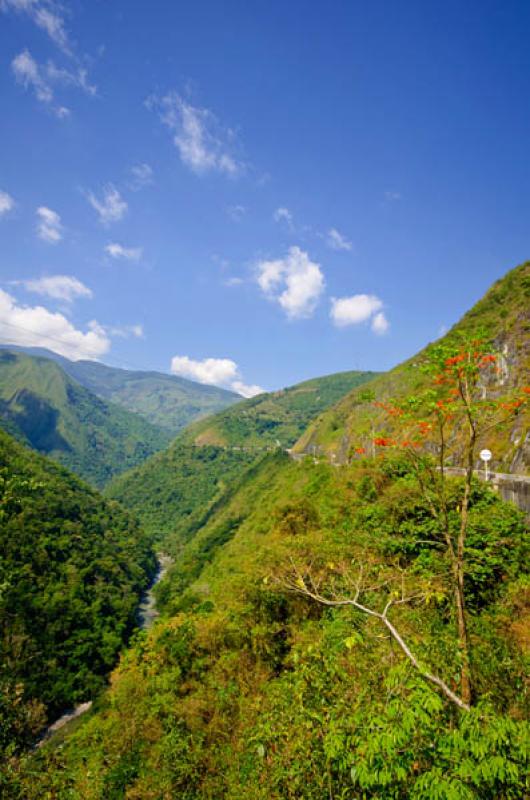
[148,92,243,176]
[1,0,70,52]
[129,163,154,190]
[11,48,96,117]
[227,204,246,222]
[273,207,294,230]
[19,274,92,303]
[0,287,109,360]
[384,190,401,202]
[86,185,128,226]
[36,205,62,243]
[170,354,264,397]
[330,293,389,334]
[105,242,142,262]
[0,190,15,217]
[326,227,352,251]
[256,246,325,320]
[106,323,144,339]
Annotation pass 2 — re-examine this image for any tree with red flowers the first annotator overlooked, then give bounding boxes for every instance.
[370,334,529,705]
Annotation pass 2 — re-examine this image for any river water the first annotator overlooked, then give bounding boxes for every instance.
[35,553,171,748]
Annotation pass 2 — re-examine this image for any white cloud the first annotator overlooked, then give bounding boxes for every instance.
[0,288,109,360]
[227,204,245,221]
[384,190,401,202]
[170,355,238,386]
[149,92,243,176]
[107,324,144,339]
[371,311,389,335]
[87,185,127,226]
[1,0,70,52]
[170,355,263,397]
[11,48,96,116]
[273,207,294,228]
[105,243,142,262]
[45,62,96,96]
[12,49,53,104]
[36,205,62,243]
[330,293,388,334]
[223,276,243,287]
[0,190,15,217]
[129,163,153,190]
[256,246,325,320]
[327,227,352,251]
[231,380,264,399]
[20,274,92,303]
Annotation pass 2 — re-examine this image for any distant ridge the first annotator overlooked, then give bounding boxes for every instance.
[3,346,241,434]
[106,369,378,542]
[0,349,171,487]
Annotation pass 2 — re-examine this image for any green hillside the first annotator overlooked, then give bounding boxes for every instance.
[0,428,155,759]
[8,347,240,434]
[296,261,530,473]
[177,369,378,448]
[7,264,530,798]
[106,370,377,544]
[17,450,529,798]
[0,350,171,487]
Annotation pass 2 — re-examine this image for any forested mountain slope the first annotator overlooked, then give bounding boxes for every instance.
[8,264,529,798]
[177,369,378,448]
[17,450,529,798]
[0,429,155,762]
[0,350,171,487]
[295,261,530,473]
[7,346,240,434]
[106,370,377,544]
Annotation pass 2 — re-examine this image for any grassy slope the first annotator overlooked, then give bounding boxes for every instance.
[5,347,241,434]
[20,452,529,798]
[61,359,241,434]
[0,350,170,487]
[106,370,378,546]
[13,265,530,798]
[177,369,378,448]
[295,261,530,473]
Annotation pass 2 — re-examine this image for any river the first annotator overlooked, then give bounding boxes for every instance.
[35,552,171,749]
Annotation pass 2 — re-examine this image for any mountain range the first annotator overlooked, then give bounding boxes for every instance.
[105,369,377,542]
[13,261,529,800]
[3,262,529,799]
[3,346,240,433]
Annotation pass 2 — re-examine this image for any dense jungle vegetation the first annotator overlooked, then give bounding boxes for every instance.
[0,429,156,769]
[11,452,529,798]
[106,370,379,548]
[2,265,529,798]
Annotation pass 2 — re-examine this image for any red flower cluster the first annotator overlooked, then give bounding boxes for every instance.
[373,437,395,447]
[445,354,466,366]
[374,401,404,417]
[355,447,366,455]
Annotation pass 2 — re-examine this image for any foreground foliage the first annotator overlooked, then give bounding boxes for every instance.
[12,453,529,798]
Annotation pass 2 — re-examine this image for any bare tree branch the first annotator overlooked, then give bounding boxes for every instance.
[279,569,470,712]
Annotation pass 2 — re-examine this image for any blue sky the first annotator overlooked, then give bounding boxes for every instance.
[1,0,529,395]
